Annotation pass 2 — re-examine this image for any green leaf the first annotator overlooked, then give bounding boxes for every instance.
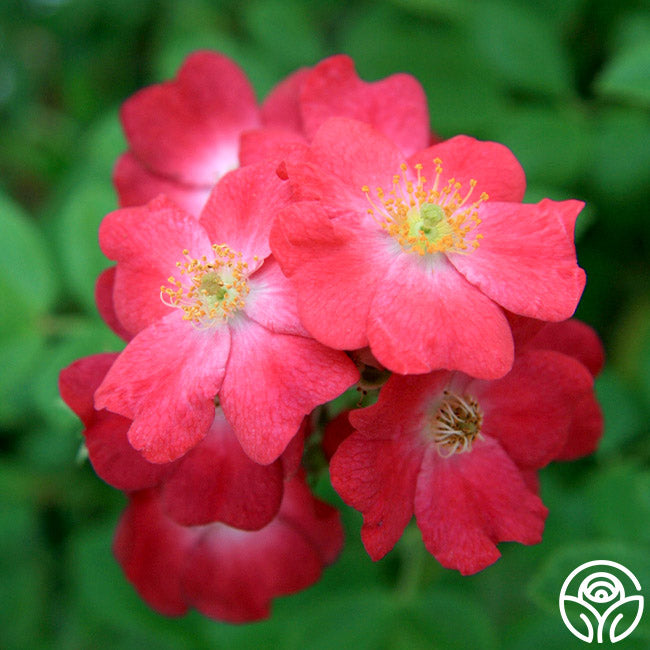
[596,38,650,107]
[31,318,123,432]
[466,0,572,97]
[288,588,394,650]
[68,520,201,649]
[587,108,650,209]
[0,329,47,425]
[55,174,118,312]
[336,3,507,137]
[583,464,650,544]
[0,502,47,649]
[594,369,645,457]
[243,0,326,70]
[504,611,650,650]
[52,115,124,312]
[385,0,474,22]
[490,107,589,188]
[396,588,498,650]
[0,189,58,322]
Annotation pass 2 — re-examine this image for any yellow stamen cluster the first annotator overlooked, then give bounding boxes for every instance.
[160,244,251,327]
[362,158,488,256]
[430,390,484,457]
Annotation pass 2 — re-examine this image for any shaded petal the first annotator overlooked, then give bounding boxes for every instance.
[59,353,117,426]
[261,67,310,132]
[448,200,586,321]
[330,432,420,560]
[415,437,547,575]
[59,353,171,490]
[220,320,358,464]
[114,152,210,218]
[506,312,546,350]
[471,349,592,468]
[113,490,196,616]
[95,313,230,463]
[322,410,355,462]
[184,473,342,623]
[121,51,259,185]
[556,392,603,460]
[527,319,605,377]
[274,471,345,565]
[368,255,514,378]
[95,267,133,341]
[301,55,429,155]
[330,372,449,560]
[245,257,308,336]
[199,162,293,264]
[86,412,171,491]
[239,128,308,166]
[280,418,307,479]
[162,411,283,529]
[410,136,527,203]
[270,201,388,349]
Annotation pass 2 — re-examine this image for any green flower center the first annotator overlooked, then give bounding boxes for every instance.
[362,158,488,256]
[160,245,250,327]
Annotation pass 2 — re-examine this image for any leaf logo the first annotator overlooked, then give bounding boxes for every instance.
[559,560,644,643]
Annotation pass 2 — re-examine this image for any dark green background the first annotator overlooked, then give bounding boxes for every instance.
[1,0,649,647]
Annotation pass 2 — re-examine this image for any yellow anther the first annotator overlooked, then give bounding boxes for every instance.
[362,158,487,256]
[160,244,250,328]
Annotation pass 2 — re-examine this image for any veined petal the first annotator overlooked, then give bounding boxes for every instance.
[95,313,230,463]
[245,257,308,336]
[307,117,406,197]
[331,372,449,560]
[99,195,211,267]
[220,319,358,464]
[415,437,547,575]
[200,162,293,265]
[448,200,586,321]
[471,349,592,469]
[270,201,388,350]
[367,255,514,378]
[331,433,420,560]
[94,267,133,341]
[161,411,284,529]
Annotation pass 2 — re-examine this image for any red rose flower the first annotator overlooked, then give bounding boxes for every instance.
[271,118,586,379]
[329,320,600,574]
[95,162,358,464]
[59,353,308,530]
[114,473,344,623]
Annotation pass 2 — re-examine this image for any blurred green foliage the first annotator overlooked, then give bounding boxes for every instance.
[0,0,649,648]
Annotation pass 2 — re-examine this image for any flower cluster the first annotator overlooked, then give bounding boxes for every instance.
[60,51,603,620]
